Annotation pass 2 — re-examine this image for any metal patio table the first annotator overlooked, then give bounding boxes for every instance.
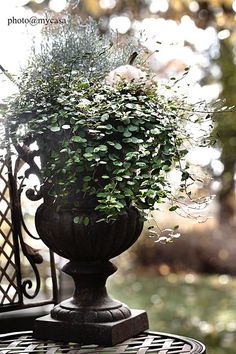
[0,330,206,353]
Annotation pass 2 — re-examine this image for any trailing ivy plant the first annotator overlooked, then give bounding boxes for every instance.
[5,17,216,234]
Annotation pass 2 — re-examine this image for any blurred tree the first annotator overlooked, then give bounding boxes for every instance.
[23,0,235,24]
[216,39,236,222]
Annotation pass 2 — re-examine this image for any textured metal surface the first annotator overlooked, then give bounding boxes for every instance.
[0,331,206,353]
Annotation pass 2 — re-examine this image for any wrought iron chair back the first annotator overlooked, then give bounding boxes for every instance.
[0,122,58,327]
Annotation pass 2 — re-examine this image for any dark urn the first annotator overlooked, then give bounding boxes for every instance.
[33,199,149,345]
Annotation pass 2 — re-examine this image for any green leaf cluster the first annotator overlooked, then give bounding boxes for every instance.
[6,19,213,223]
[8,74,203,221]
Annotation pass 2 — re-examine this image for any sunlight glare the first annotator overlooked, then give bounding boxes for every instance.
[232,0,236,12]
[218,29,231,40]
[13,0,30,6]
[109,16,131,33]
[49,0,67,12]
[187,148,220,167]
[0,6,42,100]
[99,0,116,9]
[189,1,199,12]
[211,159,224,176]
[149,0,169,13]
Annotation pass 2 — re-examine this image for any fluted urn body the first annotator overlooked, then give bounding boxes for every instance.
[35,202,143,261]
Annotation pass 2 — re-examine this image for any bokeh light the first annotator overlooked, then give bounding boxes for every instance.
[49,0,67,12]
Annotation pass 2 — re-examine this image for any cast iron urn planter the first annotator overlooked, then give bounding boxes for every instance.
[33,199,149,345]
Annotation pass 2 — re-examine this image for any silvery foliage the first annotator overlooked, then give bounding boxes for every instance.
[21,15,139,85]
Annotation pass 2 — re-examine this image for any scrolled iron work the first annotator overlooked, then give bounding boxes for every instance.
[14,144,42,181]
[18,178,41,240]
[0,132,58,311]
[21,278,41,300]
[10,146,43,300]
[14,144,43,202]
[25,188,43,201]
[18,229,42,300]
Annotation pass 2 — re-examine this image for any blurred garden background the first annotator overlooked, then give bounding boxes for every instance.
[0,1,236,353]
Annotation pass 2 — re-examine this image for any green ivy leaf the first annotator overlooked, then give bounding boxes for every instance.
[126,103,135,109]
[71,136,87,143]
[128,125,138,131]
[113,161,123,166]
[169,206,179,212]
[98,145,108,152]
[117,126,125,133]
[101,113,109,121]
[50,126,60,132]
[83,216,90,226]
[83,152,93,159]
[123,130,132,138]
[83,176,92,182]
[74,216,82,224]
[114,143,122,150]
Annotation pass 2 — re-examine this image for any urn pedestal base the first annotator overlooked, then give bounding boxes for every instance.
[34,309,148,346]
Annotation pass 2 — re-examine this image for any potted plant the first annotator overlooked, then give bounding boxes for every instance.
[5,17,213,345]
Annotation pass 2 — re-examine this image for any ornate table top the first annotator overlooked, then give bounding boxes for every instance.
[0,330,206,353]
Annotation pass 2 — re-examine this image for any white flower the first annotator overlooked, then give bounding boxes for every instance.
[78,98,91,108]
[105,65,147,86]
